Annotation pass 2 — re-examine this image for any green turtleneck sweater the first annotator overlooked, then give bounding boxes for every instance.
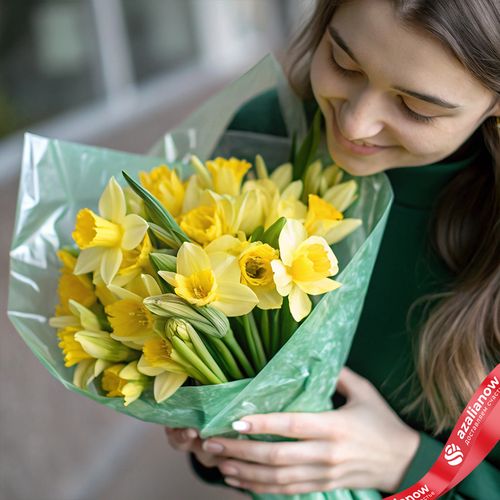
[189,89,500,498]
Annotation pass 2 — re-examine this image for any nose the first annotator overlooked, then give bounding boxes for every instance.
[337,88,385,142]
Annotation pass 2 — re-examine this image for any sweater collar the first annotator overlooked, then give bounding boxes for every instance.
[386,149,480,210]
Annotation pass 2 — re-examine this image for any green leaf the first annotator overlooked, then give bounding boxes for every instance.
[149,253,177,272]
[261,217,286,249]
[292,108,322,181]
[148,253,174,293]
[288,131,297,165]
[122,171,190,248]
[250,225,264,243]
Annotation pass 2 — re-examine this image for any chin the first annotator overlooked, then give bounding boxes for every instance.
[327,149,386,177]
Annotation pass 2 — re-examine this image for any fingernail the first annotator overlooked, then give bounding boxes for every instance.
[203,441,224,453]
[186,428,198,439]
[232,420,251,432]
[225,477,241,487]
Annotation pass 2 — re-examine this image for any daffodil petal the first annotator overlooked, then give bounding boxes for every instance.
[210,252,240,282]
[154,371,188,403]
[296,278,342,295]
[254,286,283,310]
[49,315,80,329]
[99,176,126,223]
[100,247,123,285]
[324,219,363,245]
[177,242,211,276]
[141,273,162,296]
[157,271,177,287]
[323,180,358,212]
[107,284,142,302]
[271,259,293,296]
[94,359,113,377]
[121,214,148,251]
[212,283,258,316]
[68,299,102,331]
[73,359,96,389]
[289,285,311,322]
[282,180,303,200]
[137,354,164,376]
[279,220,307,266]
[74,247,105,275]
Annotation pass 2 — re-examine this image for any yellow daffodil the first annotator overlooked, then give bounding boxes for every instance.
[271,220,341,322]
[105,273,162,345]
[269,162,293,192]
[158,242,258,316]
[101,361,149,406]
[139,164,185,217]
[179,191,236,246]
[265,180,308,229]
[238,179,277,234]
[138,335,189,403]
[238,242,282,309]
[50,299,114,387]
[305,194,362,245]
[54,249,96,315]
[319,164,344,196]
[72,358,112,389]
[119,232,153,277]
[57,326,93,367]
[205,233,249,257]
[206,156,252,196]
[309,180,363,244]
[72,176,149,284]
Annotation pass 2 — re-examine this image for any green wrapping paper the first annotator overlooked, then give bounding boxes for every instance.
[8,54,394,499]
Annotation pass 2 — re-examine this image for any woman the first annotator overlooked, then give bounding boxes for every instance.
[165,0,500,496]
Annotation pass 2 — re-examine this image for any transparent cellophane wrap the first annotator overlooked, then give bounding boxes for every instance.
[8,54,393,500]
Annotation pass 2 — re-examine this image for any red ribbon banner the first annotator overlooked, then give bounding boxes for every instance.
[383,364,500,500]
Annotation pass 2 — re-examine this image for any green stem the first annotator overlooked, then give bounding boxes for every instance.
[280,298,298,349]
[221,328,255,378]
[205,335,244,380]
[171,337,223,385]
[171,351,211,385]
[245,313,267,371]
[260,309,271,358]
[271,308,281,356]
[188,328,228,383]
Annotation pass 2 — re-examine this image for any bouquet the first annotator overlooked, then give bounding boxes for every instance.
[8,54,393,500]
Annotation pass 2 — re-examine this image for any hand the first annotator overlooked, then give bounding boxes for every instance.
[201,367,420,495]
[164,426,224,469]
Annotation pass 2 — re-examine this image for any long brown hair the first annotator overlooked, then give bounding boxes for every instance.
[284,0,500,435]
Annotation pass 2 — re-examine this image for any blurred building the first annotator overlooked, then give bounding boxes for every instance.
[0,1,314,500]
[0,0,313,183]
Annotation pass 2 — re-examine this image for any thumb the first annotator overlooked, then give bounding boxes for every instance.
[335,366,372,401]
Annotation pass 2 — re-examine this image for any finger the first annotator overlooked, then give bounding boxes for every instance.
[167,428,199,452]
[335,366,373,401]
[231,411,343,440]
[202,438,336,466]
[224,477,343,495]
[191,439,225,468]
[220,462,335,485]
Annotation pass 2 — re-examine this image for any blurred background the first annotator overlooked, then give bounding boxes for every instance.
[0,1,313,499]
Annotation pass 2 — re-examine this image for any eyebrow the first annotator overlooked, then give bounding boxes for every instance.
[327,24,461,109]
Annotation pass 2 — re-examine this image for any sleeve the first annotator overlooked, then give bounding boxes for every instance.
[188,452,225,485]
[397,432,500,499]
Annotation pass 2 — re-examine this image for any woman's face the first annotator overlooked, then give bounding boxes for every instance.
[310,0,499,175]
